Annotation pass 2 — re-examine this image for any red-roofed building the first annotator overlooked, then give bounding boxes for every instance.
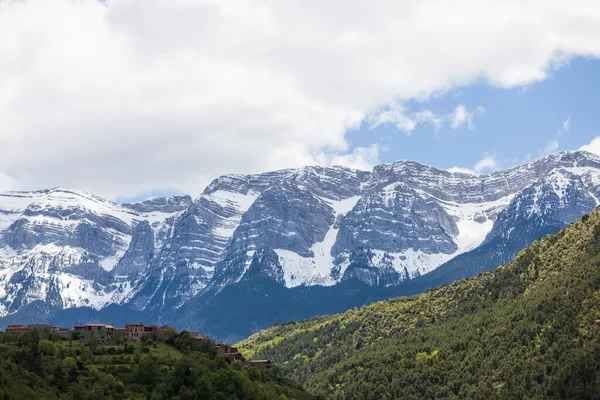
[5,325,26,335]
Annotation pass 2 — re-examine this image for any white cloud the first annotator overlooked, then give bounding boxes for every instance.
[452,105,471,129]
[580,136,600,156]
[451,104,486,130]
[315,144,381,171]
[563,116,571,132]
[369,103,483,133]
[474,154,498,173]
[543,140,560,154]
[449,153,498,175]
[1,0,600,199]
[557,116,571,135]
[447,166,476,175]
[367,104,442,134]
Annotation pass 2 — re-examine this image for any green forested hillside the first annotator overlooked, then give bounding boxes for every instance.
[238,210,600,399]
[0,332,316,400]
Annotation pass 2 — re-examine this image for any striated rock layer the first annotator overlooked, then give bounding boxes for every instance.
[1,151,600,324]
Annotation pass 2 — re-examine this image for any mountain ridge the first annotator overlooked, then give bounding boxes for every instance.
[2,150,600,341]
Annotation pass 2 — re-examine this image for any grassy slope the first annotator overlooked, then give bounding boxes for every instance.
[238,210,600,399]
[0,337,317,400]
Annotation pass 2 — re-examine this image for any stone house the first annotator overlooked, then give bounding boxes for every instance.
[224,352,245,362]
[126,322,158,341]
[73,324,86,335]
[75,323,114,343]
[5,325,26,335]
[181,330,200,338]
[114,327,126,342]
[215,343,232,356]
[125,322,145,341]
[57,327,73,339]
[191,335,210,350]
[157,325,175,341]
[27,324,59,334]
[248,360,272,373]
[143,324,158,339]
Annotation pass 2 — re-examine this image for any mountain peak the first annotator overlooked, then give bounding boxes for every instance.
[3,151,600,339]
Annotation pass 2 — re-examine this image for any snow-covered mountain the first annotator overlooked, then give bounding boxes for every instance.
[1,151,600,331]
[0,188,191,317]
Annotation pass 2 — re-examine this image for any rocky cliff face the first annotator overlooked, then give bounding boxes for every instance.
[0,188,191,316]
[1,151,600,324]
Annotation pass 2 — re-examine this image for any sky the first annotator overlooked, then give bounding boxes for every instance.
[349,57,600,174]
[1,0,600,202]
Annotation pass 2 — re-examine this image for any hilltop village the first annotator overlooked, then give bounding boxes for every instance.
[2,322,271,373]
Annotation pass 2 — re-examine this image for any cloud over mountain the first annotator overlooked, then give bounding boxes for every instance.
[2,0,600,198]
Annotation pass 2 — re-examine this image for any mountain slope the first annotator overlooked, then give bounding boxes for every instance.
[398,165,600,294]
[0,331,316,400]
[3,151,600,342]
[149,151,600,341]
[0,188,191,317]
[137,151,600,305]
[238,208,600,399]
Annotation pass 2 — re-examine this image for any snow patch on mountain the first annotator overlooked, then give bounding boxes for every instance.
[231,250,258,284]
[440,195,514,252]
[275,195,361,287]
[34,187,137,223]
[0,192,31,231]
[0,244,116,315]
[561,166,600,205]
[276,248,335,287]
[372,249,457,277]
[360,192,514,278]
[546,169,575,205]
[100,255,122,272]
[53,273,112,309]
[208,190,261,239]
[328,195,362,215]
